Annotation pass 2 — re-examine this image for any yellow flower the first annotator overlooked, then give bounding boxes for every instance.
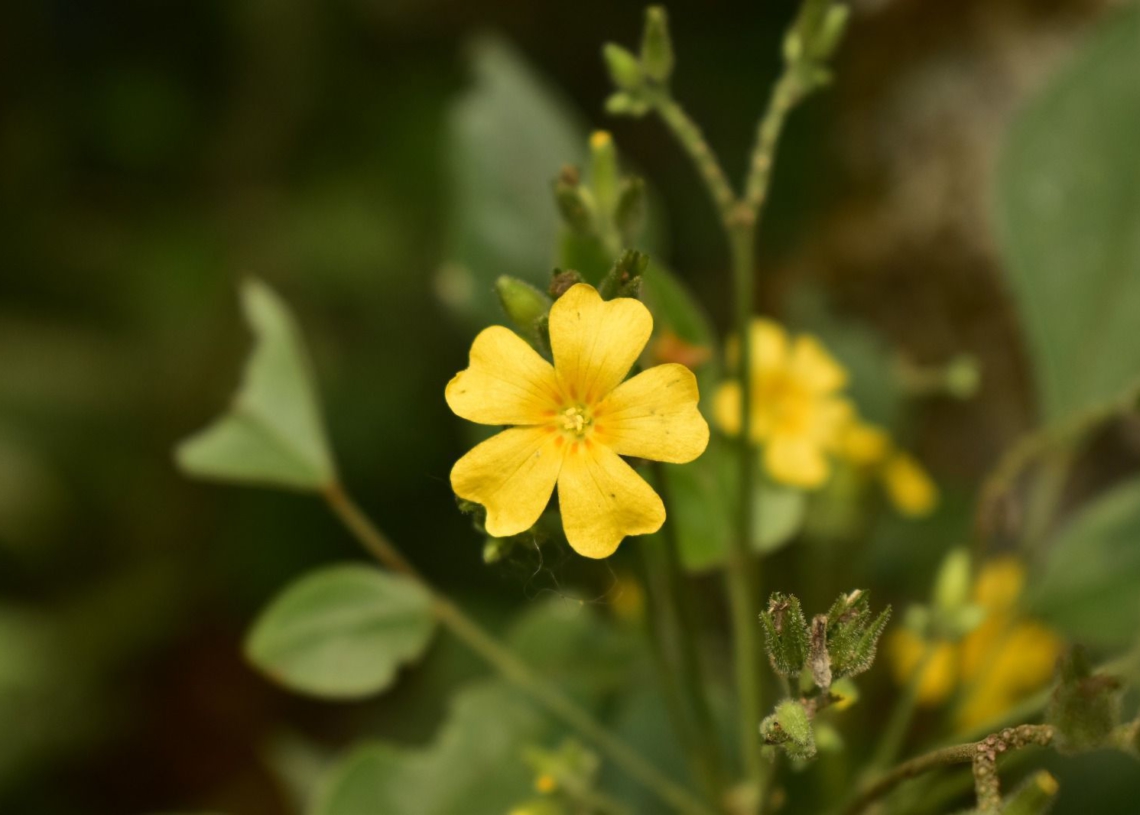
[447,284,709,559]
[882,452,938,517]
[887,557,1064,730]
[839,419,939,518]
[713,318,852,488]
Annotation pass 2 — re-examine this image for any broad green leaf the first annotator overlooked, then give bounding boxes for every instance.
[662,440,734,573]
[754,482,807,554]
[996,5,1140,422]
[1029,478,1140,647]
[438,35,586,324]
[669,444,806,571]
[175,279,336,490]
[246,564,435,700]
[310,682,552,815]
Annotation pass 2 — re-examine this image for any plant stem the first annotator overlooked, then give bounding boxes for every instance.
[652,462,728,800]
[726,214,766,806]
[744,73,803,217]
[638,539,710,797]
[323,484,715,815]
[865,641,935,776]
[649,92,737,225]
[841,725,1054,815]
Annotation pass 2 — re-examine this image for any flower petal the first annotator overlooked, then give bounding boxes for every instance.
[549,284,652,404]
[557,441,665,558]
[789,335,848,394]
[764,436,830,488]
[451,426,564,537]
[446,326,562,426]
[599,364,709,463]
[726,318,789,373]
[713,380,744,438]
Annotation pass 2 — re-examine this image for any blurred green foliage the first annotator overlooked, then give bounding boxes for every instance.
[3,0,1140,813]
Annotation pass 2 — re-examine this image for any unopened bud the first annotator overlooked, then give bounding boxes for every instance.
[602,43,644,91]
[640,6,674,82]
[548,269,585,300]
[933,548,971,616]
[945,354,981,399]
[604,91,651,118]
[589,131,619,216]
[495,276,551,339]
[812,4,849,62]
[599,249,649,300]
[614,176,646,246]
[552,171,595,234]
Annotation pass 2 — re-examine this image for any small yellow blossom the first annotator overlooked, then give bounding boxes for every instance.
[882,452,938,517]
[534,773,558,794]
[447,284,709,559]
[888,557,1064,730]
[840,421,891,467]
[714,318,852,488]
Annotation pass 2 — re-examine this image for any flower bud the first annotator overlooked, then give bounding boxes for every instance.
[552,171,595,234]
[812,4,849,62]
[614,176,646,246]
[640,6,674,82]
[495,276,551,339]
[604,91,650,118]
[602,43,644,91]
[589,131,619,216]
[933,548,971,617]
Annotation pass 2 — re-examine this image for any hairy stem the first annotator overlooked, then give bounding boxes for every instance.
[866,641,936,776]
[841,725,1055,815]
[323,485,715,815]
[650,92,738,224]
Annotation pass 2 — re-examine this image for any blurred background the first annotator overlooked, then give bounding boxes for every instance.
[1,0,1135,813]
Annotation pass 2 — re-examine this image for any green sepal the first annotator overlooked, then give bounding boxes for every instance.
[598,250,649,301]
[1047,646,1122,754]
[495,275,552,347]
[760,593,810,678]
[602,42,645,91]
[825,590,891,682]
[639,6,674,83]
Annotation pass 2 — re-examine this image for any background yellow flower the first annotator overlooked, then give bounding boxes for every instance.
[888,557,1064,730]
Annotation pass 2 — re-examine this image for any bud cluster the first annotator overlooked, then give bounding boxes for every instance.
[602,6,674,117]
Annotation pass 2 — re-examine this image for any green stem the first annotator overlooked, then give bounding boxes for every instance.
[649,92,738,224]
[638,539,711,799]
[865,641,935,776]
[840,725,1055,815]
[653,462,728,800]
[744,73,803,217]
[323,485,715,815]
[727,216,766,806]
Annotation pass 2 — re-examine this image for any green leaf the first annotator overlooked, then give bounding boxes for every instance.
[995,5,1140,422]
[1029,477,1140,647]
[754,482,807,554]
[438,35,587,324]
[245,564,435,700]
[662,440,734,573]
[175,279,336,491]
[311,682,552,815]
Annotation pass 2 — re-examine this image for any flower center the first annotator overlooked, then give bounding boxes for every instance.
[557,404,593,438]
